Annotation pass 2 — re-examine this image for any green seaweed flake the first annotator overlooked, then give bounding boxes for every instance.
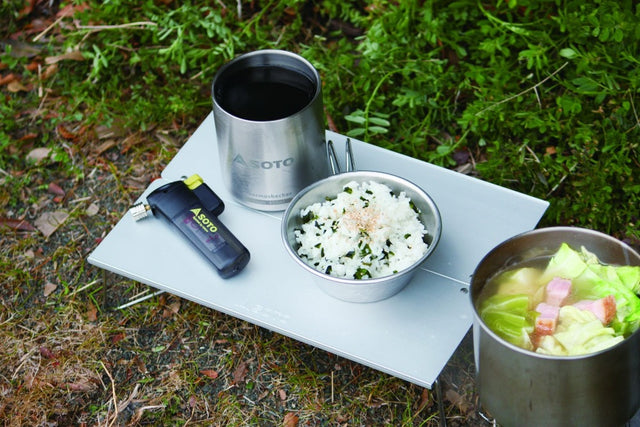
[354,268,371,279]
[301,211,317,223]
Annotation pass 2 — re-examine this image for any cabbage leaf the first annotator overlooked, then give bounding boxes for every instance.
[479,294,534,350]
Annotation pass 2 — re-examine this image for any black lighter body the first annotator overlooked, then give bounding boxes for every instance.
[138,176,250,278]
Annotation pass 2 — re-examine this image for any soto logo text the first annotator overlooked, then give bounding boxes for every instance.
[189,208,218,233]
[233,154,294,169]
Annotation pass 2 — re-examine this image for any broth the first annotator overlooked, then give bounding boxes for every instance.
[474,243,640,355]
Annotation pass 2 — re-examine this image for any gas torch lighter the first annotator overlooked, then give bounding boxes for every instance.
[128,174,250,278]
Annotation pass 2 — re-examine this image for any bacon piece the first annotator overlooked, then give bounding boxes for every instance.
[535,302,560,336]
[545,277,572,306]
[573,295,617,325]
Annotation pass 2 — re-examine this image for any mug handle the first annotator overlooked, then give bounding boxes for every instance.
[327,138,356,175]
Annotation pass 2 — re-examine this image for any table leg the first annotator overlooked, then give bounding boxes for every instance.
[434,377,447,427]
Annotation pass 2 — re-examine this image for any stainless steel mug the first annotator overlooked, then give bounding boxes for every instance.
[212,50,328,211]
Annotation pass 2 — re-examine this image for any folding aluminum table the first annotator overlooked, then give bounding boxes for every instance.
[88,112,548,416]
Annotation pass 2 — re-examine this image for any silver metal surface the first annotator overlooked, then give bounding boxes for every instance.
[212,50,328,211]
[88,113,549,389]
[128,202,150,221]
[327,138,355,174]
[281,170,442,303]
[471,227,640,427]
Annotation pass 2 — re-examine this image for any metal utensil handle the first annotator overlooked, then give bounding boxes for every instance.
[327,138,356,175]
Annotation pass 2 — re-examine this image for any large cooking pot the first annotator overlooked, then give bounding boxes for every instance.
[470,227,640,427]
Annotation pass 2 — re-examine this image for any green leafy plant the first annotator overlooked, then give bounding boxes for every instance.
[305,0,639,242]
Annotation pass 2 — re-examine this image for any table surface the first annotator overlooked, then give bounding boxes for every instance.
[88,113,549,388]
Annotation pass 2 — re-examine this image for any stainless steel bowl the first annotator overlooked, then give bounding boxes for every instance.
[281,170,442,303]
[471,226,640,427]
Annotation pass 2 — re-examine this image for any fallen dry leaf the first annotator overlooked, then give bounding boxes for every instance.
[86,302,97,321]
[7,79,30,93]
[95,125,116,139]
[56,123,83,141]
[111,332,126,344]
[161,300,180,318]
[417,387,432,411]
[0,73,18,85]
[45,50,85,64]
[57,2,90,18]
[154,131,178,147]
[85,202,99,216]
[121,132,146,153]
[92,139,118,156]
[445,388,470,413]
[133,356,148,374]
[43,281,57,297]
[188,395,198,408]
[18,132,38,142]
[34,210,69,237]
[200,369,219,380]
[283,412,299,427]
[232,360,249,384]
[18,0,35,18]
[47,182,65,197]
[26,147,53,163]
[278,388,287,401]
[41,63,58,80]
[39,346,57,359]
[26,60,40,71]
[64,380,97,392]
[0,217,36,232]
[168,301,180,313]
[257,389,269,402]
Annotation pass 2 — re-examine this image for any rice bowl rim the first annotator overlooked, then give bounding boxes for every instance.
[281,170,442,285]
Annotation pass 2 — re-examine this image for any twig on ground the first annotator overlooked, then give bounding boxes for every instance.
[116,383,140,413]
[101,360,119,427]
[546,162,578,198]
[67,279,100,297]
[75,22,158,30]
[475,62,569,116]
[33,14,66,42]
[626,90,640,133]
[11,347,37,381]
[331,371,335,403]
[132,405,166,423]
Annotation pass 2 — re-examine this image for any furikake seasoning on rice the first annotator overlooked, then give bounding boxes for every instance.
[294,180,429,279]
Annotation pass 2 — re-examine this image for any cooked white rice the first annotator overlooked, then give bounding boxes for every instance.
[294,180,429,279]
